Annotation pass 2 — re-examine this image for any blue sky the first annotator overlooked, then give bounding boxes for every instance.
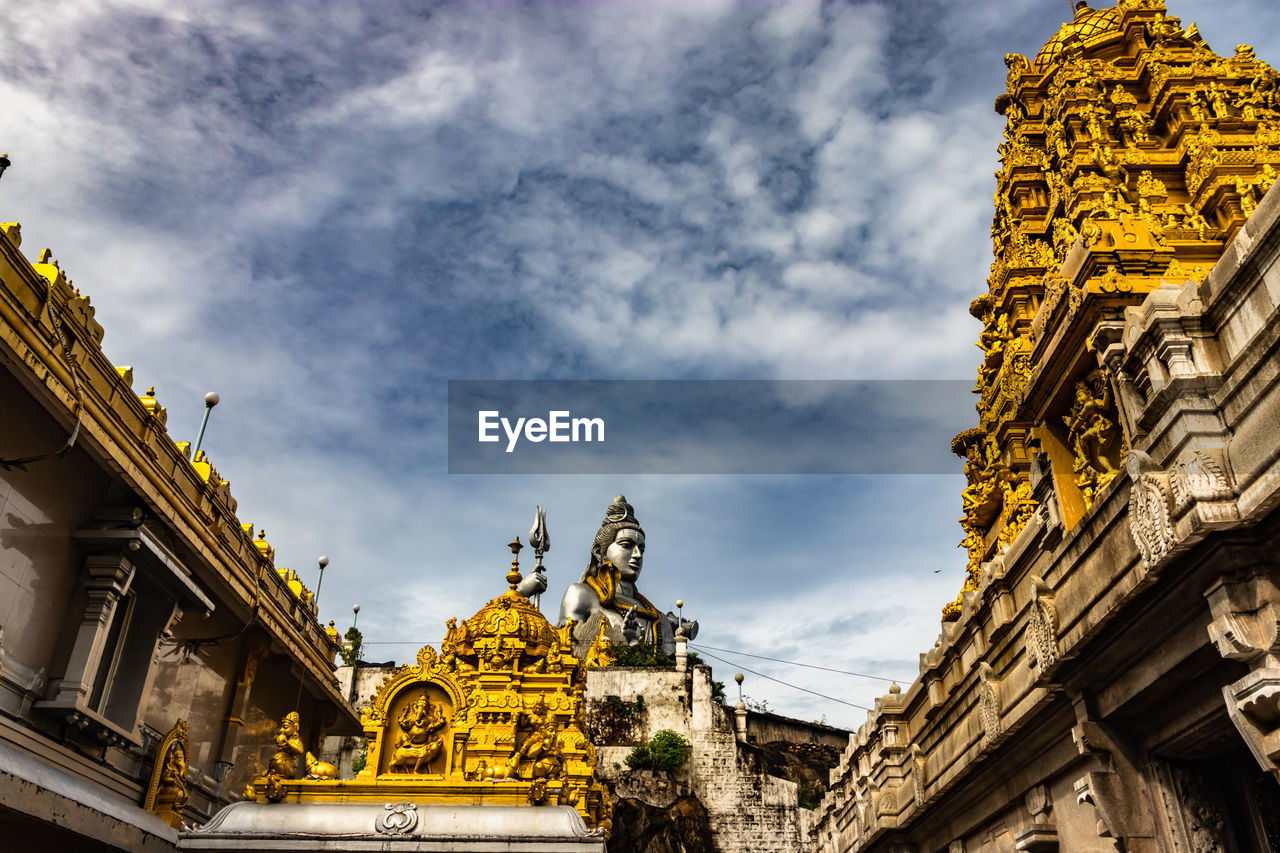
[4,0,1279,728]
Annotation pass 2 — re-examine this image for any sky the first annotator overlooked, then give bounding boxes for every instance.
[4,0,1280,730]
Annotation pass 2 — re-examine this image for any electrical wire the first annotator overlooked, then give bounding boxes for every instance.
[689,643,905,684]
[355,640,893,712]
[0,294,85,470]
[683,647,873,712]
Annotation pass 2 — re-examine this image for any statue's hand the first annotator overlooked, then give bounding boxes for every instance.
[515,568,547,598]
[622,605,641,642]
[663,612,697,641]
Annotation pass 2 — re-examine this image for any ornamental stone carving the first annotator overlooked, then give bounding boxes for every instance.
[912,744,926,810]
[374,802,418,835]
[977,663,1002,746]
[1168,449,1230,509]
[1128,451,1175,566]
[1025,575,1060,676]
[1149,761,1231,853]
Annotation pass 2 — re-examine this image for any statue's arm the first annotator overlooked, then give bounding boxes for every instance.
[557,583,600,627]
[515,568,547,598]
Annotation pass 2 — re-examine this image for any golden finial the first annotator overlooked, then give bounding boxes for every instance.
[507,537,524,589]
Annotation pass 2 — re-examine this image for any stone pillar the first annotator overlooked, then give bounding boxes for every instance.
[674,627,688,673]
[43,554,135,711]
[213,633,271,793]
[734,701,748,741]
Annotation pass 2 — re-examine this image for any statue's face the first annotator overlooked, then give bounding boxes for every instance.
[604,528,644,582]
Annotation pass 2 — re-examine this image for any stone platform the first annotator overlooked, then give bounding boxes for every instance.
[181,802,604,852]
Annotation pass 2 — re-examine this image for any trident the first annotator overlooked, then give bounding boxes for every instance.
[528,506,550,608]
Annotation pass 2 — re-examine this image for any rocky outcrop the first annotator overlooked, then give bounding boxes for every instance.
[608,795,716,853]
[750,740,841,808]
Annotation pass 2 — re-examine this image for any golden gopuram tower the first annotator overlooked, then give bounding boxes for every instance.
[949,0,1280,618]
[203,541,613,848]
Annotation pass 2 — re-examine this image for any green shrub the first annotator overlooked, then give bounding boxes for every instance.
[610,643,675,668]
[798,785,819,810]
[605,694,645,719]
[625,729,689,772]
[339,626,364,667]
[350,739,368,774]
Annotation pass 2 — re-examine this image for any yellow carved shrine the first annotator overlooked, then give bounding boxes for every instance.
[143,719,191,830]
[243,539,612,834]
[950,0,1280,618]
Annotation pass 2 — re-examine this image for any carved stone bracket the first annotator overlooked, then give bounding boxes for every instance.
[1127,450,1176,567]
[1205,569,1280,778]
[1025,575,1060,678]
[1168,449,1232,509]
[911,744,926,812]
[1015,783,1058,852]
[978,663,1003,747]
[1070,696,1158,848]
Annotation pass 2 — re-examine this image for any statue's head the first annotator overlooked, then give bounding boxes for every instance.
[584,495,645,583]
[282,711,300,734]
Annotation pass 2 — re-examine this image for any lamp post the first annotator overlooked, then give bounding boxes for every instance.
[352,603,360,628]
[313,556,330,609]
[733,673,747,740]
[192,392,220,458]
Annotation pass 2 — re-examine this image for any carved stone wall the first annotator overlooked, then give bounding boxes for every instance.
[587,665,810,853]
[812,12,1280,845]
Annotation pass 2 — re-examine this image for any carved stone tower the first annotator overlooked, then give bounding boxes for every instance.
[951,0,1280,617]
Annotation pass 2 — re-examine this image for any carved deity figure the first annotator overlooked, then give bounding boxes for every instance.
[268,711,304,779]
[1187,91,1209,124]
[1064,374,1122,506]
[556,495,695,657]
[1261,163,1277,194]
[388,694,447,774]
[1236,176,1259,218]
[1208,82,1231,119]
[978,312,1010,358]
[1179,202,1213,239]
[508,715,563,780]
[144,719,190,829]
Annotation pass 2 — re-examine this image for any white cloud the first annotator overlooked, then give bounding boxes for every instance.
[8,0,1280,729]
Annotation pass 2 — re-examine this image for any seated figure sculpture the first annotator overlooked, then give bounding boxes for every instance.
[555,495,696,657]
[388,694,446,774]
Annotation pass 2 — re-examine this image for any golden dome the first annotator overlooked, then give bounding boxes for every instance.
[1036,3,1123,64]
[463,589,557,655]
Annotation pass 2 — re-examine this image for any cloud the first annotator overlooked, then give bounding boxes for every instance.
[5,0,1280,726]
